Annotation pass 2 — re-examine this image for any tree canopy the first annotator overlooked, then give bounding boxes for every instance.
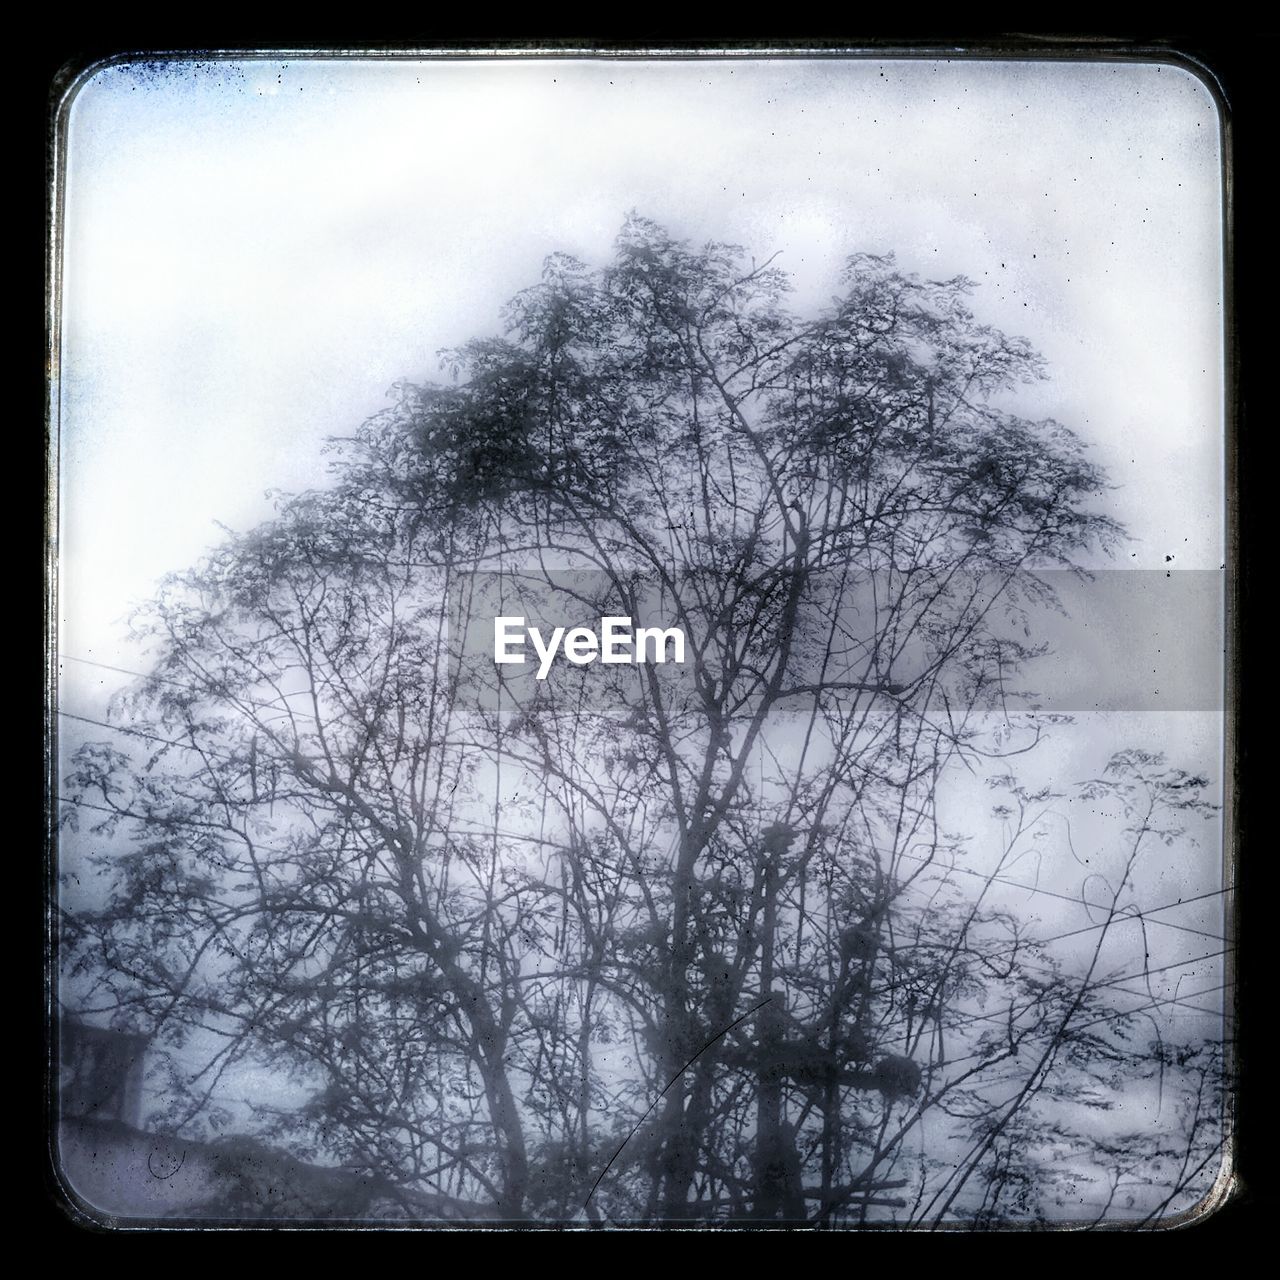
[60,216,1225,1226]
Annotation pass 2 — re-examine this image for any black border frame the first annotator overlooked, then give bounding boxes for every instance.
[33,30,1267,1243]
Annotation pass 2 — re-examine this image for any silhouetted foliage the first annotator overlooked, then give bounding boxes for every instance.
[60,217,1225,1226]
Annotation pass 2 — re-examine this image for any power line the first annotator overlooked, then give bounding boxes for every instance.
[1072,980,1233,1034]
[61,654,319,722]
[891,845,1226,942]
[59,710,240,763]
[57,651,1230,933]
[974,887,1229,956]
[56,678,1234,1041]
[58,705,1229,944]
[55,715,1233,996]
[933,948,1233,1038]
[880,886,1230,979]
[58,794,1232,1037]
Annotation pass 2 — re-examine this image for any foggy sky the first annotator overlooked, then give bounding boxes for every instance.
[56,55,1225,685]
[52,55,1230,1200]
[54,50,1230,955]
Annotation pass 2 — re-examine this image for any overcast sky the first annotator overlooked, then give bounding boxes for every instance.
[55,57,1227,811]
[55,50,1228,855]
[56,55,1224,672]
[53,54,1229,1170]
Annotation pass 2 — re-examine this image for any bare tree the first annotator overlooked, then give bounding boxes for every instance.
[59,217,1227,1226]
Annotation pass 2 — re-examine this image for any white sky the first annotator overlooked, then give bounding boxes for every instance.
[56,54,1224,685]
[54,54,1228,879]
[52,56,1230,1206]
[55,50,1228,903]
[54,58,1228,889]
